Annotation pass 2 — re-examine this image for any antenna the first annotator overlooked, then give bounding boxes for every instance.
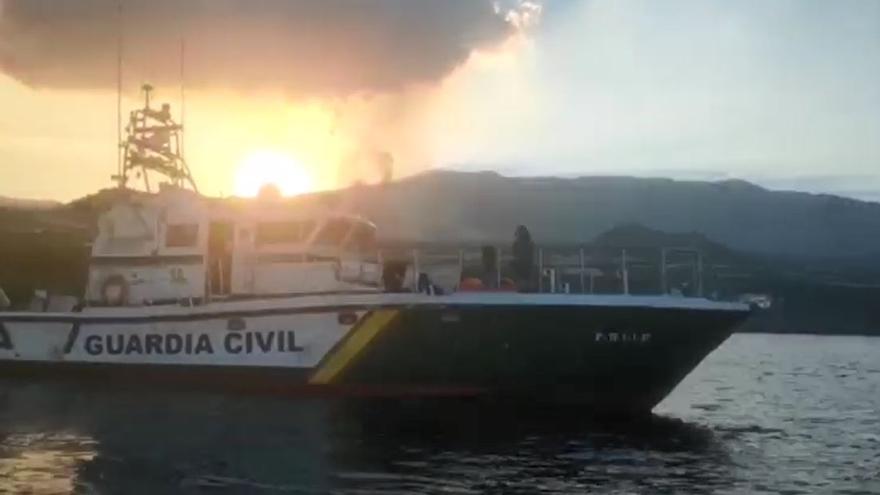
[115,0,124,188]
[179,37,186,161]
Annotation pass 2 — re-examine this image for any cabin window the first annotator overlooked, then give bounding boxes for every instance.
[314,218,352,246]
[256,221,314,245]
[165,223,199,248]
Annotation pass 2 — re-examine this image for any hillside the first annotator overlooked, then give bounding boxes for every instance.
[0,196,60,210]
[315,170,880,260]
[5,170,878,261]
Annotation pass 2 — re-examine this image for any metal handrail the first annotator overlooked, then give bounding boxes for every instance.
[382,244,709,297]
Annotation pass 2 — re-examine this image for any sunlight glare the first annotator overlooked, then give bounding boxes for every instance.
[233,150,315,197]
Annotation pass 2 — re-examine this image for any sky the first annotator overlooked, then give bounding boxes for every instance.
[0,0,878,202]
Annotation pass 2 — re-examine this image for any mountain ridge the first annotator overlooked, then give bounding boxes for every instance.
[306,170,880,260]
[0,196,60,210]
[4,169,878,260]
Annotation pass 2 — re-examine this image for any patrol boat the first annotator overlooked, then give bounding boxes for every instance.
[0,88,750,414]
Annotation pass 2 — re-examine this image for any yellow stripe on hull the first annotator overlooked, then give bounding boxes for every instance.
[308,309,400,385]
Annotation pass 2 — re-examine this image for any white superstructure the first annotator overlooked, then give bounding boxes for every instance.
[86,186,381,307]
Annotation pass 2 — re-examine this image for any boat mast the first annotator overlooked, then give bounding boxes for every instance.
[114,0,123,189]
[179,37,186,163]
[111,0,196,194]
[118,84,198,193]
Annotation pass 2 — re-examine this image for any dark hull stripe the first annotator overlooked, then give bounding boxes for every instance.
[62,323,80,354]
[0,302,748,325]
[0,304,375,324]
[85,290,382,309]
[0,322,13,350]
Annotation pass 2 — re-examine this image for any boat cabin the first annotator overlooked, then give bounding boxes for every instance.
[86,186,381,306]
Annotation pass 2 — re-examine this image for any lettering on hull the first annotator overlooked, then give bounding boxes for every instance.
[83,331,304,356]
[594,331,651,344]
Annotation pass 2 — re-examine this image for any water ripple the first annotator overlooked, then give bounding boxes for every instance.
[0,334,879,493]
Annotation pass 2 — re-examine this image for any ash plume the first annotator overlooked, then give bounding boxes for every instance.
[0,0,523,95]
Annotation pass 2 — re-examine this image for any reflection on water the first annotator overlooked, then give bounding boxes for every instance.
[0,390,730,494]
[1,334,879,494]
[0,432,95,494]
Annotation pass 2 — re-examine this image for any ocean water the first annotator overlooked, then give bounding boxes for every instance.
[1,334,879,494]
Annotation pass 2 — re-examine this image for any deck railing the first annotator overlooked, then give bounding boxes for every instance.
[376,245,712,297]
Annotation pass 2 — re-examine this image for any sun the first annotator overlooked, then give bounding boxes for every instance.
[233,150,315,197]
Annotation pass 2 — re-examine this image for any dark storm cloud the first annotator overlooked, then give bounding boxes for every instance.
[0,0,520,95]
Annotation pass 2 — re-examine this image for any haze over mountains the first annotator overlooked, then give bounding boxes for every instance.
[317,170,880,261]
[4,170,880,262]
[0,196,59,210]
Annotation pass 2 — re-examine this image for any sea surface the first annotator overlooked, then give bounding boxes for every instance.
[1,333,879,494]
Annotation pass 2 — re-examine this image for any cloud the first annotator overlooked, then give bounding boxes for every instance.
[0,0,526,96]
[424,0,880,200]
